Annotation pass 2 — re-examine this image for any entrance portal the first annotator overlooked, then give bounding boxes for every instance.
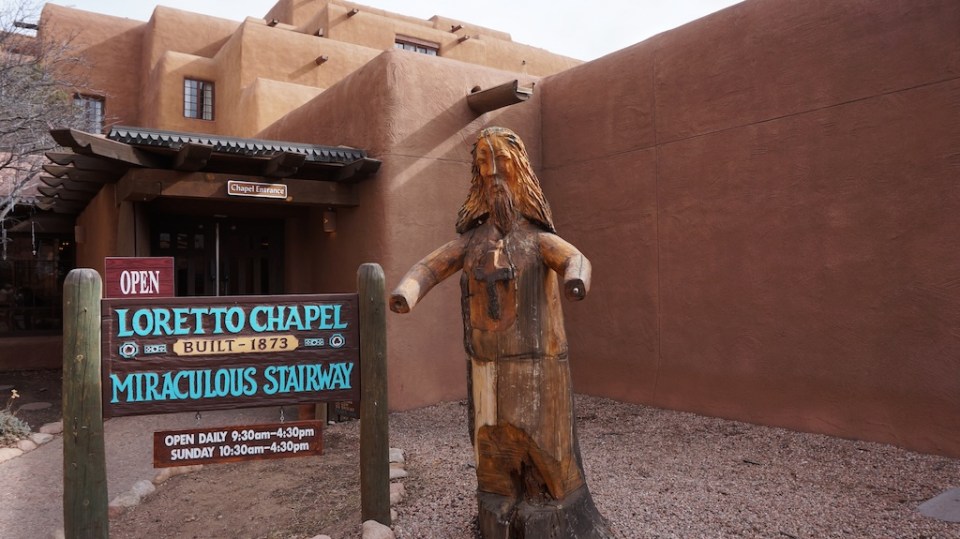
[150,216,284,296]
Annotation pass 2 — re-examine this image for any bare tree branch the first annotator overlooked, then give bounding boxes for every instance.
[0,0,94,229]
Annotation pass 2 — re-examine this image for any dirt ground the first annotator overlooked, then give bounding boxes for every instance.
[110,426,364,539]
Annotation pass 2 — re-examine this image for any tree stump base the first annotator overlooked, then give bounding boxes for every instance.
[477,484,613,538]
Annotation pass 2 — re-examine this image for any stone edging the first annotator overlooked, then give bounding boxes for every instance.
[0,420,62,464]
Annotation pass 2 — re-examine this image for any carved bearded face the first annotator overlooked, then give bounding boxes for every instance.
[456,126,556,235]
[475,135,520,233]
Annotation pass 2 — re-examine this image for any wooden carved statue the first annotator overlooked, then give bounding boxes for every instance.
[390,127,612,537]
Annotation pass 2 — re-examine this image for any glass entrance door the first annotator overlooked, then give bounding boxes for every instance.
[150,216,284,296]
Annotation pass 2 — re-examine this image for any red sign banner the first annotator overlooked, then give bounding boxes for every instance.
[104,257,174,298]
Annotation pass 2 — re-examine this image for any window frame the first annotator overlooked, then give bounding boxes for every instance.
[183,78,215,121]
[394,35,439,56]
[73,94,105,134]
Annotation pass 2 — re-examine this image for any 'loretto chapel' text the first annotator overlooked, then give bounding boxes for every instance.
[114,304,349,336]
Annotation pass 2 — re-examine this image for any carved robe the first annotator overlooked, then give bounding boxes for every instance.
[462,220,586,500]
[391,218,590,501]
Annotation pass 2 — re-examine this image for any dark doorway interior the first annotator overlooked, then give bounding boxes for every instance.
[150,215,284,296]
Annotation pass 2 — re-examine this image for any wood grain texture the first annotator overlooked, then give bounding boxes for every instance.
[358,263,390,526]
[62,269,108,539]
[390,126,610,537]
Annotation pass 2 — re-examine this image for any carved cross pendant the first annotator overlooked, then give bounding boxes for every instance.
[473,239,515,320]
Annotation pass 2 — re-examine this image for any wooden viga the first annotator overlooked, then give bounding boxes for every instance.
[391,126,612,537]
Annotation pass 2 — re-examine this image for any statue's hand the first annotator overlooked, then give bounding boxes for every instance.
[564,278,587,301]
[390,293,411,314]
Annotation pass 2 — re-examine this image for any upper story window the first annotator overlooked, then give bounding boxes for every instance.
[184,79,214,120]
[394,36,438,56]
[74,94,104,133]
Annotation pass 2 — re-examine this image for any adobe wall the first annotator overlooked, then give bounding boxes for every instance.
[267,0,579,77]
[140,7,237,70]
[39,2,577,137]
[261,50,543,410]
[216,21,382,136]
[539,0,960,456]
[39,4,145,130]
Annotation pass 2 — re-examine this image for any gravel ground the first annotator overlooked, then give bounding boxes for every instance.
[389,396,959,539]
[6,371,957,538]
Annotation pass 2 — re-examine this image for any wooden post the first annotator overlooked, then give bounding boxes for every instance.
[62,269,108,539]
[358,263,390,525]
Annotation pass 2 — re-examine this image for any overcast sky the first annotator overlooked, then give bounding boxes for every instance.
[41,0,744,61]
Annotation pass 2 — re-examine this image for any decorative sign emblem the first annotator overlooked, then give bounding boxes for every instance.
[104,257,174,298]
[227,180,288,199]
[100,294,360,417]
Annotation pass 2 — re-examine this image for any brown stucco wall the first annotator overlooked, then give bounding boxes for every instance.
[261,50,543,410]
[40,1,577,137]
[539,0,960,456]
[267,0,578,77]
[140,6,237,71]
[215,20,382,135]
[39,4,144,130]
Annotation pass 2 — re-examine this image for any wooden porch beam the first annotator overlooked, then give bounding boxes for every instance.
[115,169,358,206]
[37,185,95,202]
[43,164,119,183]
[262,151,307,178]
[45,152,129,173]
[467,80,533,114]
[42,164,70,178]
[35,197,86,213]
[172,142,213,171]
[39,176,102,192]
[50,128,166,168]
[39,175,66,188]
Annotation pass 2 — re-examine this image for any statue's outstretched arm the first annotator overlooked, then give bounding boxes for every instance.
[390,235,468,313]
[539,233,592,301]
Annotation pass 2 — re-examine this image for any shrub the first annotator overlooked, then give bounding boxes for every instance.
[0,389,31,446]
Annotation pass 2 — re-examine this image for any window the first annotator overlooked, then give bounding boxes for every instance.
[184,79,214,120]
[0,234,75,335]
[394,36,438,56]
[74,95,104,133]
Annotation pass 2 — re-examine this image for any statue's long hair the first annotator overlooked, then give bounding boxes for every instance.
[455,126,556,234]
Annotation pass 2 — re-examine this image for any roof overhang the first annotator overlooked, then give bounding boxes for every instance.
[39,126,381,214]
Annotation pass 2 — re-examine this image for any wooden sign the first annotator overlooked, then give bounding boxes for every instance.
[227,180,288,199]
[100,294,360,417]
[153,420,323,467]
[104,257,174,298]
[332,400,360,421]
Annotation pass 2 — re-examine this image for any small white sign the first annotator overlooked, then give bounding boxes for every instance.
[227,180,288,199]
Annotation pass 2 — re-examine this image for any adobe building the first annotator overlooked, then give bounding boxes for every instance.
[4,0,959,460]
[2,0,578,364]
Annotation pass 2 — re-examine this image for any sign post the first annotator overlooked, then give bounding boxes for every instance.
[358,263,389,525]
[62,269,108,539]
